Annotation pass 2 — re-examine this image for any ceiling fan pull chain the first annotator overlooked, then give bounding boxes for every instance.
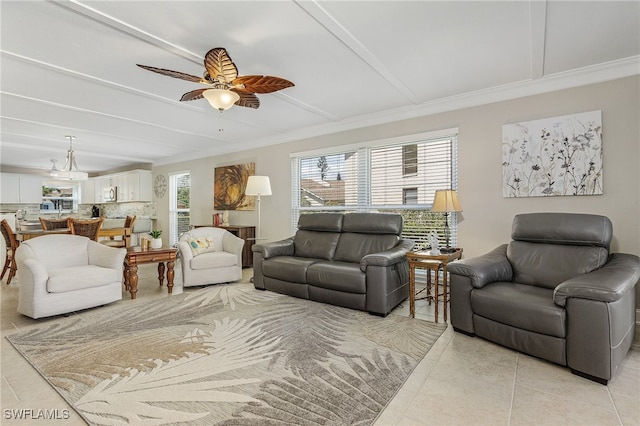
[218,110,225,132]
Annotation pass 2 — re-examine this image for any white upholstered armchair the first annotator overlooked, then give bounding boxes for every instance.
[15,234,126,319]
[178,227,244,287]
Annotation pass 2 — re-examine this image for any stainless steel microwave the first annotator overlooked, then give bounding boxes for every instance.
[103,186,117,202]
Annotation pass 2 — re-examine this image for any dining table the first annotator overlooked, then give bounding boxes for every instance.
[16,227,133,247]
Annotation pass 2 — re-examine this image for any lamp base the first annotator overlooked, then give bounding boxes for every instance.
[440,246,457,254]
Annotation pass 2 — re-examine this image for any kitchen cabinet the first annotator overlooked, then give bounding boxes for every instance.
[20,175,43,203]
[0,173,42,204]
[0,173,20,203]
[113,170,152,202]
[80,180,96,204]
[93,178,109,203]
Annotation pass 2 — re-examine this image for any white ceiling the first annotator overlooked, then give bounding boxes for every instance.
[1,1,639,176]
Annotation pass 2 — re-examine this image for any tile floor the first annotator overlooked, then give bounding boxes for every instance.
[1,263,639,425]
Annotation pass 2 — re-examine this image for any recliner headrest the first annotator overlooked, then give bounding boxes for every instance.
[342,213,402,235]
[512,213,612,249]
[298,213,343,232]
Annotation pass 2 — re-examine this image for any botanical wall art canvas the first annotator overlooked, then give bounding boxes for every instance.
[502,110,602,197]
[214,162,255,210]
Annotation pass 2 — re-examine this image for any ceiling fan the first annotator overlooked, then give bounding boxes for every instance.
[137,47,294,111]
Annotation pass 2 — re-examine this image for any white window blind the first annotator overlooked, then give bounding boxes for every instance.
[169,172,190,246]
[291,131,458,249]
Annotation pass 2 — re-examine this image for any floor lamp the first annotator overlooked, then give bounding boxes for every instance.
[245,175,272,242]
[430,189,463,253]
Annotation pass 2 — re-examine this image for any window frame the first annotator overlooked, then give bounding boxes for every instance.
[168,171,190,246]
[290,129,459,249]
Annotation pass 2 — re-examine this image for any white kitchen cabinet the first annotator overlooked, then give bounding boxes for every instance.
[111,170,152,202]
[0,173,42,204]
[80,180,96,204]
[0,173,20,203]
[19,174,43,203]
[93,178,108,203]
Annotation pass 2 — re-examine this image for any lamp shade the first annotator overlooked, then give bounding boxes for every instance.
[203,89,240,111]
[245,176,272,196]
[431,190,462,212]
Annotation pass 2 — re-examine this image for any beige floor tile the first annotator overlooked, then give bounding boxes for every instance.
[510,383,620,425]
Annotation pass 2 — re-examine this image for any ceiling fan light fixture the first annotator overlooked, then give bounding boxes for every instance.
[203,88,240,111]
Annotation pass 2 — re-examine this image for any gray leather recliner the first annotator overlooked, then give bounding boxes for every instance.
[448,213,640,384]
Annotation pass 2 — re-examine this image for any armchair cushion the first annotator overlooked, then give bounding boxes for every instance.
[187,235,216,256]
[48,265,121,292]
[190,251,237,270]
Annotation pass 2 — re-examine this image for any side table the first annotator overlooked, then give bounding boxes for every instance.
[123,246,177,299]
[407,248,463,322]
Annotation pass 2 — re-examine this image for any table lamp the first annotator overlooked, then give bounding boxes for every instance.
[430,189,462,253]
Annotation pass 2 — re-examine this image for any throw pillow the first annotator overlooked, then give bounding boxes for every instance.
[188,236,215,256]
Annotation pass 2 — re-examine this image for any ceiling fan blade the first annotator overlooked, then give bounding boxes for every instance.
[136,64,204,83]
[233,75,294,94]
[233,91,260,109]
[204,48,238,84]
[180,88,208,102]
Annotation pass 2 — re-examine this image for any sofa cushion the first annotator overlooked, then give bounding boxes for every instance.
[47,265,120,293]
[471,282,566,338]
[188,235,215,256]
[190,251,237,270]
[507,241,609,289]
[307,261,366,294]
[333,233,399,263]
[294,230,340,260]
[263,256,321,283]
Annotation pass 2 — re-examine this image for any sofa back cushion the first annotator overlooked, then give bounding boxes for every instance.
[508,213,612,288]
[341,213,402,235]
[19,234,90,270]
[508,241,609,289]
[333,233,400,263]
[294,230,341,260]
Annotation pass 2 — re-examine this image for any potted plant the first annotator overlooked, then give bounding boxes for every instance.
[148,229,163,249]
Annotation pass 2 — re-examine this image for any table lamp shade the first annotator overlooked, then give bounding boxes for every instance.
[431,190,462,212]
[245,176,272,196]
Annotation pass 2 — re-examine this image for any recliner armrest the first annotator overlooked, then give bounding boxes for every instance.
[447,244,512,288]
[554,253,640,306]
[360,239,415,272]
[252,237,295,259]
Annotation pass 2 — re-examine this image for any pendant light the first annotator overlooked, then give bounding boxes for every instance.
[53,136,88,181]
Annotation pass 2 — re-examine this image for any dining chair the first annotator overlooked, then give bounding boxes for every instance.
[39,217,71,230]
[69,218,104,241]
[101,215,136,248]
[1,219,20,284]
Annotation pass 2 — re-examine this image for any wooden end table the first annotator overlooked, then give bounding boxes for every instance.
[123,246,177,299]
[407,248,463,322]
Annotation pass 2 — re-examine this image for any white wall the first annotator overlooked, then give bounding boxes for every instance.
[154,76,639,259]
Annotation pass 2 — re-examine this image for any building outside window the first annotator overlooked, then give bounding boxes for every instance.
[291,129,458,249]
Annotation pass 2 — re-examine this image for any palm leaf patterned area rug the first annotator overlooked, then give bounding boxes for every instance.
[7,283,446,425]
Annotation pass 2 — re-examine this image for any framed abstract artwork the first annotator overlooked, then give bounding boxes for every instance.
[502,110,602,197]
[214,162,255,210]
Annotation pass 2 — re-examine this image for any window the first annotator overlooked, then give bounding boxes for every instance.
[291,129,458,249]
[402,144,418,176]
[169,172,190,246]
[41,182,79,213]
[403,188,418,204]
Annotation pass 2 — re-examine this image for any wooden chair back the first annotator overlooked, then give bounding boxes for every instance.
[69,218,104,241]
[124,215,137,229]
[39,217,71,230]
[1,219,20,284]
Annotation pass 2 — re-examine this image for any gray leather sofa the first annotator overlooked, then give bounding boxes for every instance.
[252,213,414,315]
[448,213,640,384]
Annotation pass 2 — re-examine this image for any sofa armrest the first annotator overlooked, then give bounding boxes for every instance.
[360,240,415,272]
[554,253,640,306]
[87,241,126,269]
[252,237,294,259]
[447,244,512,288]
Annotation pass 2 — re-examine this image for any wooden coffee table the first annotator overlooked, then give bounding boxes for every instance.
[123,246,177,299]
